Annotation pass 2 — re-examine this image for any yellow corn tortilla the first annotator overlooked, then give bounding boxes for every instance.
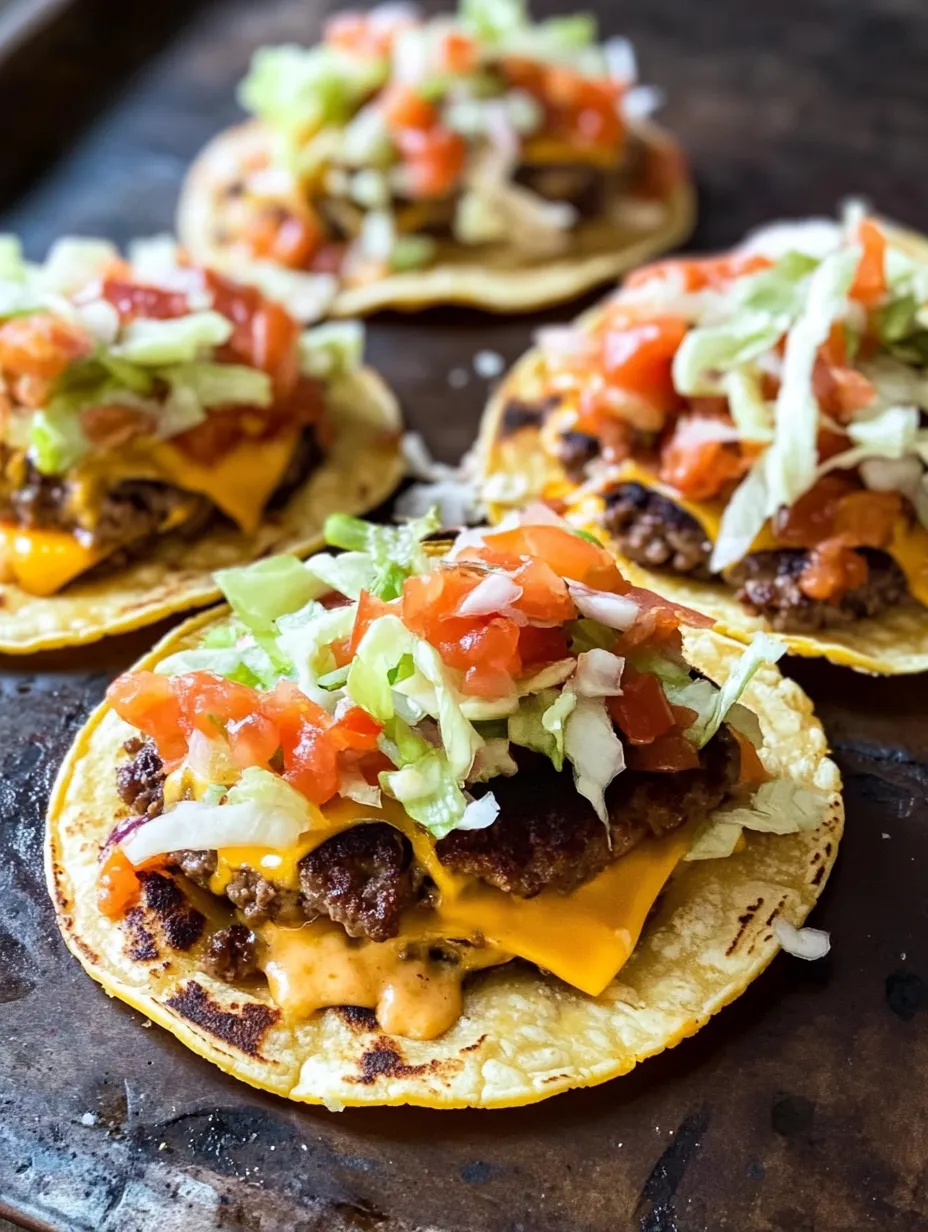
[176,119,695,316]
[477,283,928,676]
[0,369,403,654]
[47,613,842,1109]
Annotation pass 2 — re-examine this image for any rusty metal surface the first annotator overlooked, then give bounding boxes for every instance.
[1,1,928,1229]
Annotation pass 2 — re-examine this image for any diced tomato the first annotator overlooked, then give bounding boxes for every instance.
[226,712,280,769]
[600,317,688,408]
[172,672,259,738]
[435,30,477,73]
[441,616,521,683]
[324,7,412,58]
[206,270,301,395]
[472,525,625,592]
[396,126,467,198]
[329,636,353,668]
[625,585,715,631]
[626,727,700,772]
[329,706,383,752]
[262,680,339,805]
[381,84,438,132]
[349,590,397,655]
[517,624,570,668]
[607,665,676,745]
[625,252,773,294]
[812,332,877,418]
[660,417,748,501]
[509,558,575,624]
[402,568,476,647]
[462,662,517,699]
[732,728,770,785]
[106,671,187,762]
[0,313,93,380]
[773,474,853,547]
[798,539,869,601]
[80,404,155,449]
[524,64,625,150]
[833,489,901,546]
[97,848,142,918]
[99,278,191,321]
[849,218,887,307]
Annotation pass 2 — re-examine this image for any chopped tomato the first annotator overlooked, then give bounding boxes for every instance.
[625,585,715,631]
[381,84,437,132]
[262,680,339,805]
[97,848,141,918]
[508,558,575,624]
[396,126,467,198]
[607,665,675,745]
[507,61,625,150]
[0,313,92,380]
[226,712,280,769]
[329,706,382,753]
[600,316,688,409]
[106,671,187,762]
[471,524,625,592]
[402,567,477,647]
[732,729,770,785]
[812,341,877,418]
[244,211,324,270]
[517,624,570,668]
[626,728,700,772]
[349,590,398,655]
[833,489,901,545]
[329,636,353,668]
[206,271,300,395]
[773,474,853,547]
[324,7,412,58]
[625,252,773,295]
[849,218,887,307]
[80,404,155,449]
[799,540,869,601]
[172,672,259,738]
[660,417,748,501]
[99,278,191,321]
[442,617,522,695]
[435,30,477,74]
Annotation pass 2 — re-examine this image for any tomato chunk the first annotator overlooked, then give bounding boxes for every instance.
[472,525,625,592]
[518,625,570,668]
[381,84,437,132]
[607,666,676,745]
[601,316,688,408]
[172,672,259,738]
[99,278,191,321]
[626,728,700,772]
[660,416,748,501]
[625,252,773,294]
[97,847,141,918]
[107,671,187,762]
[349,590,397,655]
[263,680,340,804]
[396,126,467,198]
[329,706,383,752]
[849,218,887,307]
[226,712,280,769]
[0,313,92,380]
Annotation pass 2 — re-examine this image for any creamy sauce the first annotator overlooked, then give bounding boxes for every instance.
[261,919,507,1041]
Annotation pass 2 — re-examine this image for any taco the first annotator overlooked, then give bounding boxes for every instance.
[0,236,402,653]
[480,212,928,674]
[176,0,694,317]
[47,506,842,1109]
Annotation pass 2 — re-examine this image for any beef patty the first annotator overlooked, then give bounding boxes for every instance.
[728,548,910,631]
[436,734,739,897]
[603,482,713,579]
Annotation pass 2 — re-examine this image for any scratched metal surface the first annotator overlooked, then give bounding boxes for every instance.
[1,1,928,1229]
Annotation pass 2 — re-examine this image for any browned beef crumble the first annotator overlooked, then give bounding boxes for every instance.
[225,868,304,926]
[201,924,260,982]
[116,738,166,818]
[557,430,600,479]
[728,548,910,631]
[602,482,713,578]
[299,824,417,943]
[436,732,739,897]
[499,396,560,437]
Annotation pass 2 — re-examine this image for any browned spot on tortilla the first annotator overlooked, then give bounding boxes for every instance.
[459,1035,488,1054]
[725,896,764,958]
[123,906,159,962]
[164,981,279,1057]
[763,897,787,928]
[811,864,826,886]
[351,1038,463,1086]
[824,841,833,858]
[70,933,100,965]
[335,1005,378,1032]
[139,872,205,952]
[499,396,559,438]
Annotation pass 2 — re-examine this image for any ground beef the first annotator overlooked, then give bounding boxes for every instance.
[728,548,910,631]
[499,396,560,437]
[115,738,165,818]
[515,163,610,218]
[201,924,260,983]
[299,824,417,943]
[602,482,713,578]
[225,868,304,927]
[557,430,600,479]
[172,849,219,888]
[436,732,739,898]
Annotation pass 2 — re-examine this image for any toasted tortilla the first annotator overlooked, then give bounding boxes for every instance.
[477,284,928,676]
[176,119,695,316]
[0,369,402,654]
[47,613,842,1109]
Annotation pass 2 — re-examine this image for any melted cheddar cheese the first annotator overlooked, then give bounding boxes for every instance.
[1,429,301,596]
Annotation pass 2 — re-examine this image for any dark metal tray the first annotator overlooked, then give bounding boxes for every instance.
[2,1,928,1229]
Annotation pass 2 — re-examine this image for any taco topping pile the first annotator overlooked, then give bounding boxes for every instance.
[514,213,928,631]
[0,236,364,596]
[100,506,817,1041]
[216,0,681,285]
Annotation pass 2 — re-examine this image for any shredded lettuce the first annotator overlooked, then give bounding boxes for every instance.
[0,235,25,283]
[723,367,774,442]
[683,634,785,749]
[160,362,273,409]
[324,510,440,600]
[113,312,233,365]
[710,457,770,573]
[304,550,375,599]
[37,238,119,294]
[686,779,828,861]
[299,321,364,380]
[28,407,90,474]
[380,750,470,838]
[460,0,528,42]
[155,643,278,689]
[567,617,616,656]
[563,694,625,824]
[239,44,386,139]
[276,604,356,707]
[216,556,325,637]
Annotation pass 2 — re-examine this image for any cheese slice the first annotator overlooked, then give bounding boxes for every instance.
[607,460,928,598]
[0,526,107,596]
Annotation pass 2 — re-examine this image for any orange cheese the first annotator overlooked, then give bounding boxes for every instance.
[0,525,106,596]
